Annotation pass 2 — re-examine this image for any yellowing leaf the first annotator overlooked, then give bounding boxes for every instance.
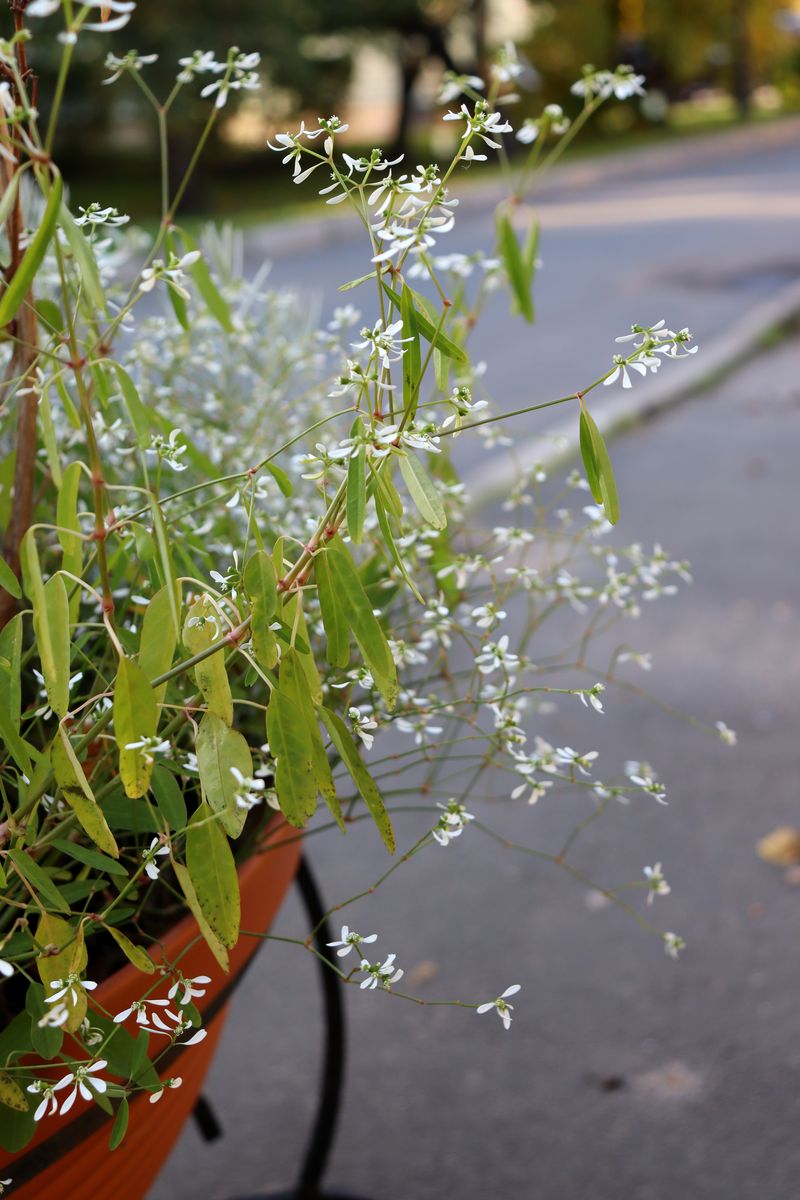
[114,656,158,799]
[52,727,119,858]
[36,915,87,1032]
[106,926,156,974]
[185,804,240,949]
[195,712,252,839]
[182,596,233,725]
[174,862,229,973]
[0,1072,29,1113]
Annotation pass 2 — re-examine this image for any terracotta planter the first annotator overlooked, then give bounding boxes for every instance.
[0,820,301,1199]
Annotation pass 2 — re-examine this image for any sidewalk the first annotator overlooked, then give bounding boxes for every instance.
[150,338,800,1200]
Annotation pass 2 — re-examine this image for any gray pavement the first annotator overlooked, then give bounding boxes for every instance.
[148,136,800,1200]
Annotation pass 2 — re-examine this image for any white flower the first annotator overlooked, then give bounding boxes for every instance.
[437,71,484,104]
[230,766,266,811]
[579,682,605,713]
[477,984,521,1030]
[626,764,667,805]
[432,799,475,846]
[471,603,506,630]
[126,736,171,766]
[113,997,178,1032]
[511,778,553,805]
[715,721,737,747]
[52,1060,109,1116]
[555,746,598,775]
[142,835,169,881]
[327,924,378,958]
[643,863,671,905]
[443,101,512,150]
[475,635,519,676]
[177,50,225,83]
[27,1079,59,1122]
[352,319,411,369]
[349,707,377,751]
[103,50,158,85]
[168,974,211,1006]
[604,353,648,389]
[149,1076,183,1103]
[359,954,404,990]
[664,932,685,959]
[45,973,98,1007]
[0,958,13,978]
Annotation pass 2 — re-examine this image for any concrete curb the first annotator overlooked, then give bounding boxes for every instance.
[248,115,800,262]
[462,277,800,510]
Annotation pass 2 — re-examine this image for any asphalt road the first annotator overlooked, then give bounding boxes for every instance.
[148,135,800,1200]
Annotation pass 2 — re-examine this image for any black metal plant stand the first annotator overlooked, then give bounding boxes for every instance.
[201,854,370,1200]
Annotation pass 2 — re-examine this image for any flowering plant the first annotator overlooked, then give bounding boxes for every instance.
[0,2,732,1170]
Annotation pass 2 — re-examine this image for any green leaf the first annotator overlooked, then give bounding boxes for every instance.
[0,170,63,327]
[579,406,620,525]
[398,452,447,531]
[179,230,234,332]
[264,461,293,497]
[50,838,127,877]
[0,614,22,727]
[26,981,64,1058]
[338,269,377,292]
[320,707,395,853]
[374,493,424,604]
[195,712,251,839]
[174,861,230,973]
[164,230,190,330]
[35,297,64,334]
[52,726,120,857]
[20,536,70,718]
[280,648,343,831]
[139,584,178,707]
[346,428,367,545]
[185,804,240,949]
[59,199,106,312]
[106,926,156,974]
[35,917,87,1030]
[114,656,158,799]
[183,596,233,725]
[151,764,187,830]
[109,1097,129,1150]
[56,462,83,599]
[314,548,349,670]
[579,410,602,504]
[0,167,21,231]
[0,1073,28,1113]
[401,283,422,420]
[382,281,466,362]
[326,538,397,709]
[496,210,534,323]
[0,555,21,600]
[0,706,33,778]
[244,550,278,670]
[8,848,70,914]
[523,216,540,279]
[266,679,317,827]
[149,495,181,640]
[112,363,151,450]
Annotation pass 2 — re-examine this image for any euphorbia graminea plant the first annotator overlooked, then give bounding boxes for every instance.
[0,0,732,1158]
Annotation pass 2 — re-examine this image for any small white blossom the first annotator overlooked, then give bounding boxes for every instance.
[327,925,378,958]
[643,863,671,905]
[359,954,404,990]
[477,984,521,1030]
[142,835,169,881]
[664,932,685,959]
[579,682,605,714]
[168,974,211,1006]
[715,721,737,747]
